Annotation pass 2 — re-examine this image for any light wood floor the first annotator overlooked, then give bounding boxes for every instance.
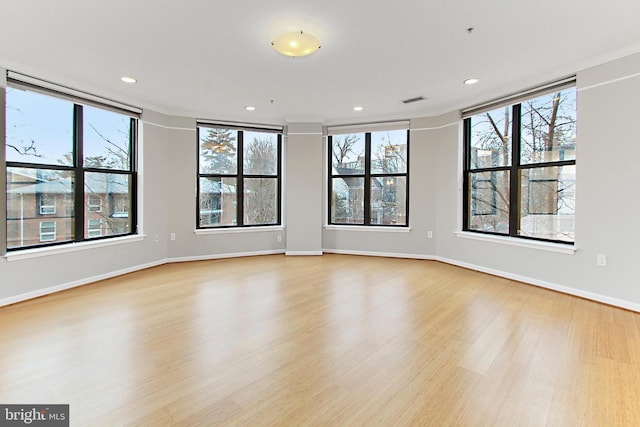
[1,254,639,426]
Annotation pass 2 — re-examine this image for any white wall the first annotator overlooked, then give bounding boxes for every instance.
[322,114,453,257]
[285,123,323,255]
[2,52,640,310]
[432,53,640,309]
[0,106,172,303]
[151,113,286,260]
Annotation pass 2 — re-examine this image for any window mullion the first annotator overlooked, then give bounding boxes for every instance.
[276,134,283,225]
[328,136,334,225]
[130,118,138,234]
[237,131,244,226]
[509,103,521,238]
[364,133,371,225]
[462,118,471,231]
[74,104,85,242]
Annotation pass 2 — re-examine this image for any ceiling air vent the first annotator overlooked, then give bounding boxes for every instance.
[401,96,426,104]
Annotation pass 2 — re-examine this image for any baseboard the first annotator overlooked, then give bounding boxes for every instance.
[4,248,639,313]
[323,248,640,313]
[285,251,323,256]
[323,248,435,260]
[168,249,285,263]
[435,256,640,313]
[0,259,168,308]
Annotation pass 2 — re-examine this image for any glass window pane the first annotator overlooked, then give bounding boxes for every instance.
[199,128,238,174]
[244,178,277,225]
[370,130,408,174]
[199,177,237,227]
[83,106,131,170]
[243,132,278,175]
[5,87,74,166]
[470,107,512,168]
[520,166,575,242]
[468,170,510,234]
[331,177,364,224]
[370,176,407,225]
[84,172,132,238]
[520,88,577,165]
[331,133,365,175]
[6,167,75,249]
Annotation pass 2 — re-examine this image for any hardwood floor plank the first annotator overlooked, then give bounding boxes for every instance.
[1,254,639,426]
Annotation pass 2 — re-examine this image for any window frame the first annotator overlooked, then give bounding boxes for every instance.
[4,79,138,251]
[39,193,56,215]
[39,221,56,242]
[462,83,576,245]
[195,124,282,229]
[87,195,103,213]
[328,129,410,227]
[87,219,103,238]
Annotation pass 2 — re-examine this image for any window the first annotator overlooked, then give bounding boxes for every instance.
[39,221,56,242]
[463,83,576,243]
[196,124,282,228]
[111,195,129,218]
[87,196,102,212]
[328,128,409,226]
[87,219,103,238]
[39,193,56,215]
[5,75,138,250]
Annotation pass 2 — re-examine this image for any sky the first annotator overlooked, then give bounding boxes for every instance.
[5,87,131,169]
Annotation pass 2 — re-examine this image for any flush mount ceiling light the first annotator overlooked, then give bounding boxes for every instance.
[121,76,137,84]
[353,106,364,111]
[464,78,479,85]
[271,31,321,57]
[245,106,256,111]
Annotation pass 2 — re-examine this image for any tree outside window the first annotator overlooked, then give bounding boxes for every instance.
[197,125,281,228]
[464,85,576,243]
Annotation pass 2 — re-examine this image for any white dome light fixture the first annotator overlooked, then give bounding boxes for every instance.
[272,31,321,57]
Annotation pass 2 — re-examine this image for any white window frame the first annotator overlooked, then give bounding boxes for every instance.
[39,221,57,242]
[87,196,103,213]
[39,194,56,215]
[87,219,103,238]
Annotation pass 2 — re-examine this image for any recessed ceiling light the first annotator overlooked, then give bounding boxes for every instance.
[353,106,364,111]
[121,76,137,84]
[464,78,479,85]
[245,106,256,111]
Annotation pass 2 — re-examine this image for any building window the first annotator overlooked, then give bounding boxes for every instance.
[196,124,282,228]
[111,195,129,218]
[328,128,409,226]
[87,219,103,238]
[39,221,56,242]
[39,193,56,215]
[87,196,102,212]
[5,74,138,250]
[462,82,576,243]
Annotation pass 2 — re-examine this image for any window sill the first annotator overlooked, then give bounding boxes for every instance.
[455,231,575,254]
[324,225,411,233]
[4,234,146,262]
[194,226,285,235]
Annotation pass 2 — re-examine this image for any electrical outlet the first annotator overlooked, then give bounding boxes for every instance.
[427,231,433,239]
[170,233,176,241]
[277,235,282,243]
[597,254,607,267]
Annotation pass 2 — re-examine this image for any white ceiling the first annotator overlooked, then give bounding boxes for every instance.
[1,0,639,125]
